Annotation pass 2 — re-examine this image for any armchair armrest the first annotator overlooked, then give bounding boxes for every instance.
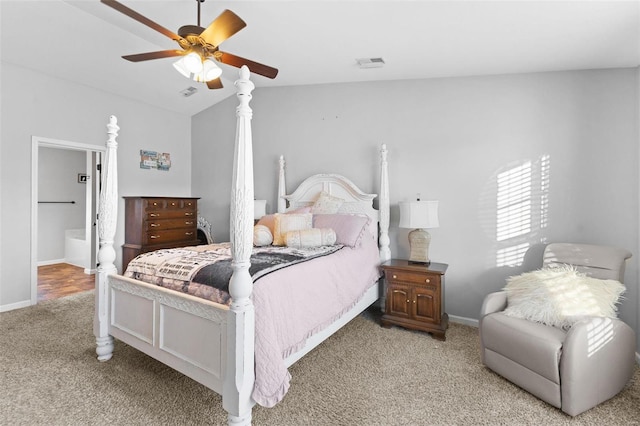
[480,291,508,317]
[560,317,636,416]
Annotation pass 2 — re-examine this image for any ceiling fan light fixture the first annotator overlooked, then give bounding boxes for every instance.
[201,59,222,81]
[184,51,204,73]
[173,57,192,78]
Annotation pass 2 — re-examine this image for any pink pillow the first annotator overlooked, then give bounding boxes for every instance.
[312,214,371,248]
[287,206,312,214]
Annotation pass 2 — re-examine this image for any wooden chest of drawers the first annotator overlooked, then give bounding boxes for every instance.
[380,259,449,340]
[122,197,199,270]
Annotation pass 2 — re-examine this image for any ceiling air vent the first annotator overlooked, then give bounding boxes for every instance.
[180,86,198,97]
[356,57,385,69]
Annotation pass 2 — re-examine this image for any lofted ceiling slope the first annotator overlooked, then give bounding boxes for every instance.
[1,0,639,116]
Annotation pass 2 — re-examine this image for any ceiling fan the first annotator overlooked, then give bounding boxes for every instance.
[101,0,278,89]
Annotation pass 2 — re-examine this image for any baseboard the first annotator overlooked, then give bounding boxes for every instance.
[449,314,479,328]
[0,299,32,313]
[37,258,65,266]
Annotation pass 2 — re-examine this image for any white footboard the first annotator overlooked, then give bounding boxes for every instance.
[108,275,229,393]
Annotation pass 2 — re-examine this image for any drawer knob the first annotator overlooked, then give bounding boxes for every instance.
[185,232,194,236]
[392,275,397,279]
[150,213,159,217]
[150,235,159,239]
[406,300,410,303]
[413,300,416,304]
[150,223,160,227]
[185,221,194,225]
[185,212,194,216]
[425,279,430,283]
[171,202,177,206]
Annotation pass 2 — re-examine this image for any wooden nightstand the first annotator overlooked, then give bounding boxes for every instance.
[380,259,449,340]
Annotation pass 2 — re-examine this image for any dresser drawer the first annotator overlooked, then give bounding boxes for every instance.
[145,218,196,231]
[384,269,440,286]
[143,228,198,245]
[146,209,196,220]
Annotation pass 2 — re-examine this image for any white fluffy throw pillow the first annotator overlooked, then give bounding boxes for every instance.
[503,265,625,329]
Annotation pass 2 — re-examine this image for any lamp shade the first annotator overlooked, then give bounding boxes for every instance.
[254,200,267,220]
[399,200,439,229]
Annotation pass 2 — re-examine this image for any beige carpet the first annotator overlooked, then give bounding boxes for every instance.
[1,291,638,425]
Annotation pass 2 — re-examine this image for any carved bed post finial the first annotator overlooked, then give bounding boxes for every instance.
[224,65,256,426]
[94,115,119,361]
[379,144,391,262]
[277,155,286,213]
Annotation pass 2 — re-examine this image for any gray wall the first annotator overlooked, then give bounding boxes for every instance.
[0,62,192,309]
[37,147,87,262]
[192,68,639,345]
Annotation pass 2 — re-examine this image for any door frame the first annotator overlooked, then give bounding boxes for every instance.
[30,136,105,304]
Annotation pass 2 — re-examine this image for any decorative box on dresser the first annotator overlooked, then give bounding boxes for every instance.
[122,197,200,271]
[380,259,449,340]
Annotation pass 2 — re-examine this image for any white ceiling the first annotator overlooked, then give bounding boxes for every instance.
[2,1,639,116]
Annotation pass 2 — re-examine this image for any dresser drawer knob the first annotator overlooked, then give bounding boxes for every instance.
[170,202,177,206]
[150,223,160,227]
[150,235,160,239]
[392,275,397,279]
[185,212,194,216]
[425,279,430,283]
[185,232,194,236]
[149,213,160,217]
[185,221,194,225]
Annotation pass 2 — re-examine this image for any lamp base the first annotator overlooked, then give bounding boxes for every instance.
[408,228,431,264]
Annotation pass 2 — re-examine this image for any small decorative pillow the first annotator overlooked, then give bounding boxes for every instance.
[285,228,337,248]
[272,213,313,246]
[253,224,273,247]
[311,191,344,214]
[503,265,626,329]
[312,214,371,248]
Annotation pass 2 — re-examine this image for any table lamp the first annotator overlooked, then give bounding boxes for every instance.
[254,200,267,221]
[398,198,439,264]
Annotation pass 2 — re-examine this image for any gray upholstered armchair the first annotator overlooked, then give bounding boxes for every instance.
[479,243,635,416]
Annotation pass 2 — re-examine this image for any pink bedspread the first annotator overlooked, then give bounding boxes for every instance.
[251,230,381,407]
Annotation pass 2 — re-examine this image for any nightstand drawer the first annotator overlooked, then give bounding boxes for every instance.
[385,269,440,286]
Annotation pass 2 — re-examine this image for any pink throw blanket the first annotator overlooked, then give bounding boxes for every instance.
[251,231,381,407]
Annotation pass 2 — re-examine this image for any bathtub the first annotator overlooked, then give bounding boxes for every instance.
[65,228,91,272]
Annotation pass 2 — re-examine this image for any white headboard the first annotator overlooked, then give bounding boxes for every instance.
[282,173,378,220]
[275,146,391,264]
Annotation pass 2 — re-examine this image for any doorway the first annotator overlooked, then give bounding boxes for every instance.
[30,137,104,304]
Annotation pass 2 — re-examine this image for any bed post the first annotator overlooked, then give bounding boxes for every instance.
[223,66,256,426]
[94,115,119,362]
[379,144,391,262]
[277,155,286,213]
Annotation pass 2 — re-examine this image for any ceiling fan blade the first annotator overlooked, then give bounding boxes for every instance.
[199,10,246,47]
[122,50,184,62]
[101,0,183,42]
[206,78,224,90]
[217,52,278,79]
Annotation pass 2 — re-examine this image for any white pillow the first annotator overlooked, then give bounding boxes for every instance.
[311,191,344,214]
[503,265,626,329]
[285,228,336,248]
[253,224,273,246]
[272,213,313,246]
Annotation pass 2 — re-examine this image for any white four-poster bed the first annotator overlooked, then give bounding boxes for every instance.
[94,66,391,425]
